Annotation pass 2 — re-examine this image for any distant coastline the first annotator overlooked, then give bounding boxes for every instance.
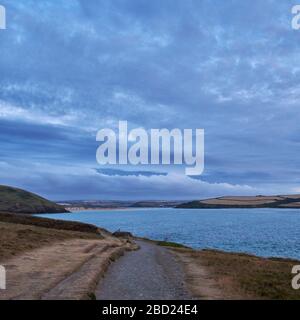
[61,195,300,212]
[67,207,130,212]
[177,194,300,209]
[58,200,184,212]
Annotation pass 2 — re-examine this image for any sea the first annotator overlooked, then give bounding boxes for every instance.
[38,207,300,260]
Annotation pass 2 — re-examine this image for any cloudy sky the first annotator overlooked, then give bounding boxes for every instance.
[0,0,300,200]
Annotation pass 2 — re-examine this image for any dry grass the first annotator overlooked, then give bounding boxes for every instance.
[0,211,111,261]
[201,198,277,205]
[172,248,300,300]
[0,212,101,234]
[0,221,101,262]
[0,215,136,300]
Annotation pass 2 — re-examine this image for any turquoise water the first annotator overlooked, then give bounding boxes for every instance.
[38,208,300,260]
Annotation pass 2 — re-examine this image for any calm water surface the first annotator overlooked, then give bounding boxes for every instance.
[38,208,300,260]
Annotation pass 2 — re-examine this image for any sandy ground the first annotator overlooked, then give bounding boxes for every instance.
[67,207,128,211]
[0,235,135,300]
[171,249,228,299]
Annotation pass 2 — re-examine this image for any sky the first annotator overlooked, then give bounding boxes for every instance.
[1,0,300,200]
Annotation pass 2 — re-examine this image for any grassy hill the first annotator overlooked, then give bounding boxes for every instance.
[0,185,68,214]
[177,194,300,209]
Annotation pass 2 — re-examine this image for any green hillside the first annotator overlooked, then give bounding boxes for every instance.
[0,185,68,214]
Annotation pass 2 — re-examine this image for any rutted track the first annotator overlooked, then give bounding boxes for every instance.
[0,238,132,300]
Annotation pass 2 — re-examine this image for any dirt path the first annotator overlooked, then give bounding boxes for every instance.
[0,237,132,300]
[96,240,193,300]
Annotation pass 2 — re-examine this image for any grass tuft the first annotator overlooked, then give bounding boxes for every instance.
[156,240,190,249]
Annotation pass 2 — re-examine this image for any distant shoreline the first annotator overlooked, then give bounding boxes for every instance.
[177,194,300,209]
[66,207,130,212]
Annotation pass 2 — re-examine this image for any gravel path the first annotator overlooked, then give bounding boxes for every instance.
[96,240,192,300]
